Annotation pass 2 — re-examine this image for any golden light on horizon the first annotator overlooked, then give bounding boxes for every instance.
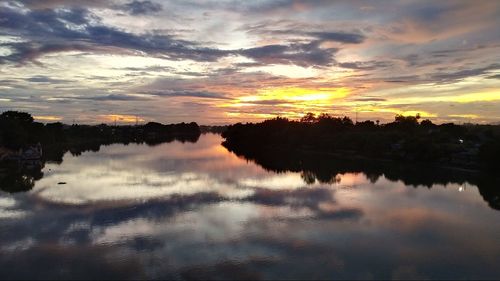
[100,114,145,124]
[219,87,351,119]
[349,104,438,119]
[34,115,63,121]
[368,89,500,106]
[452,90,500,103]
[231,87,350,104]
[448,114,480,119]
[218,86,446,121]
[262,87,349,102]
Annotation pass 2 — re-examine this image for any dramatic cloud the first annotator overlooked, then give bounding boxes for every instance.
[430,63,500,83]
[25,75,73,84]
[0,5,229,64]
[240,41,338,67]
[306,31,365,44]
[0,0,499,123]
[67,94,153,102]
[338,61,392,71]
[0,4,345,67]
[121,0,162,15]
[140,90,231,100]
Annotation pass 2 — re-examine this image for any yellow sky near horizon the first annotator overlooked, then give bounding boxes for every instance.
[1,1,499,125]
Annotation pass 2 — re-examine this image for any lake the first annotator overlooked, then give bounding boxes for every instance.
[0,133,499,279]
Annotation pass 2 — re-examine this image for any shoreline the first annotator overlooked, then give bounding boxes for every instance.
[296,147,482,174]
[223,141,488,177]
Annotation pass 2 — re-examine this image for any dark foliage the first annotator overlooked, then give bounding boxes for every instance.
[0,111,201,192]
[199,125,228,134]
[223,143,500,211]
[0,111,200,150]
[222,113,500,171]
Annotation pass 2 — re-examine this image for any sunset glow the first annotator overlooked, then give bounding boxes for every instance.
[100,114,145,124]
[0,0,499,124]
[1,2,500,277]
[33,115,62,121]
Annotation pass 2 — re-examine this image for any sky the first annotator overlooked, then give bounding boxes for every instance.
[0,0,499,125]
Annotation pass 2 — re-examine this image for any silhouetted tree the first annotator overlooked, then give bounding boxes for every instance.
[301,112,317,123]
[0,111,36,149]
[0,111,34,124]
[420,119,435,128]
[394,114,419,125]
[355,120,376,130]
[222,112,498,171]
[478,141,500,171]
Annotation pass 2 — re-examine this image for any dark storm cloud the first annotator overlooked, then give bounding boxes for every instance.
[121,0,162,15]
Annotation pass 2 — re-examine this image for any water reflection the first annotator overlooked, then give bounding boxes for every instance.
[0,134,499,279]
[224,142,500,211]
[0,133,200,194]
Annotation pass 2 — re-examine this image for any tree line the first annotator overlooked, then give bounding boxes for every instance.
[0,111,201,149]
[0,111,202,192]
[222,113,500,171]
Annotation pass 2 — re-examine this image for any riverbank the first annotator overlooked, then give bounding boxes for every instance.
[221,115,500,172]
[296,147,482,174]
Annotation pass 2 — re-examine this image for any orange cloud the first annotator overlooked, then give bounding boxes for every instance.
[34,115,62,121]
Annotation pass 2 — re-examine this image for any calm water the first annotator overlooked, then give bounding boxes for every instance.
[1,134,499,279]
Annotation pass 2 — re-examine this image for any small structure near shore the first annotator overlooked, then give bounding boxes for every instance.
[20,143,43,160]
[0,143,43,170]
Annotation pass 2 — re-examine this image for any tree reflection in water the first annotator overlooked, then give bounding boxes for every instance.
[223,143,500,211]
[0,134,499,280]
[0,134,199,193]
[2,134,498,211]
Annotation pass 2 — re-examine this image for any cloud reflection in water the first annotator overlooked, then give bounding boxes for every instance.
[0,134,499,279]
